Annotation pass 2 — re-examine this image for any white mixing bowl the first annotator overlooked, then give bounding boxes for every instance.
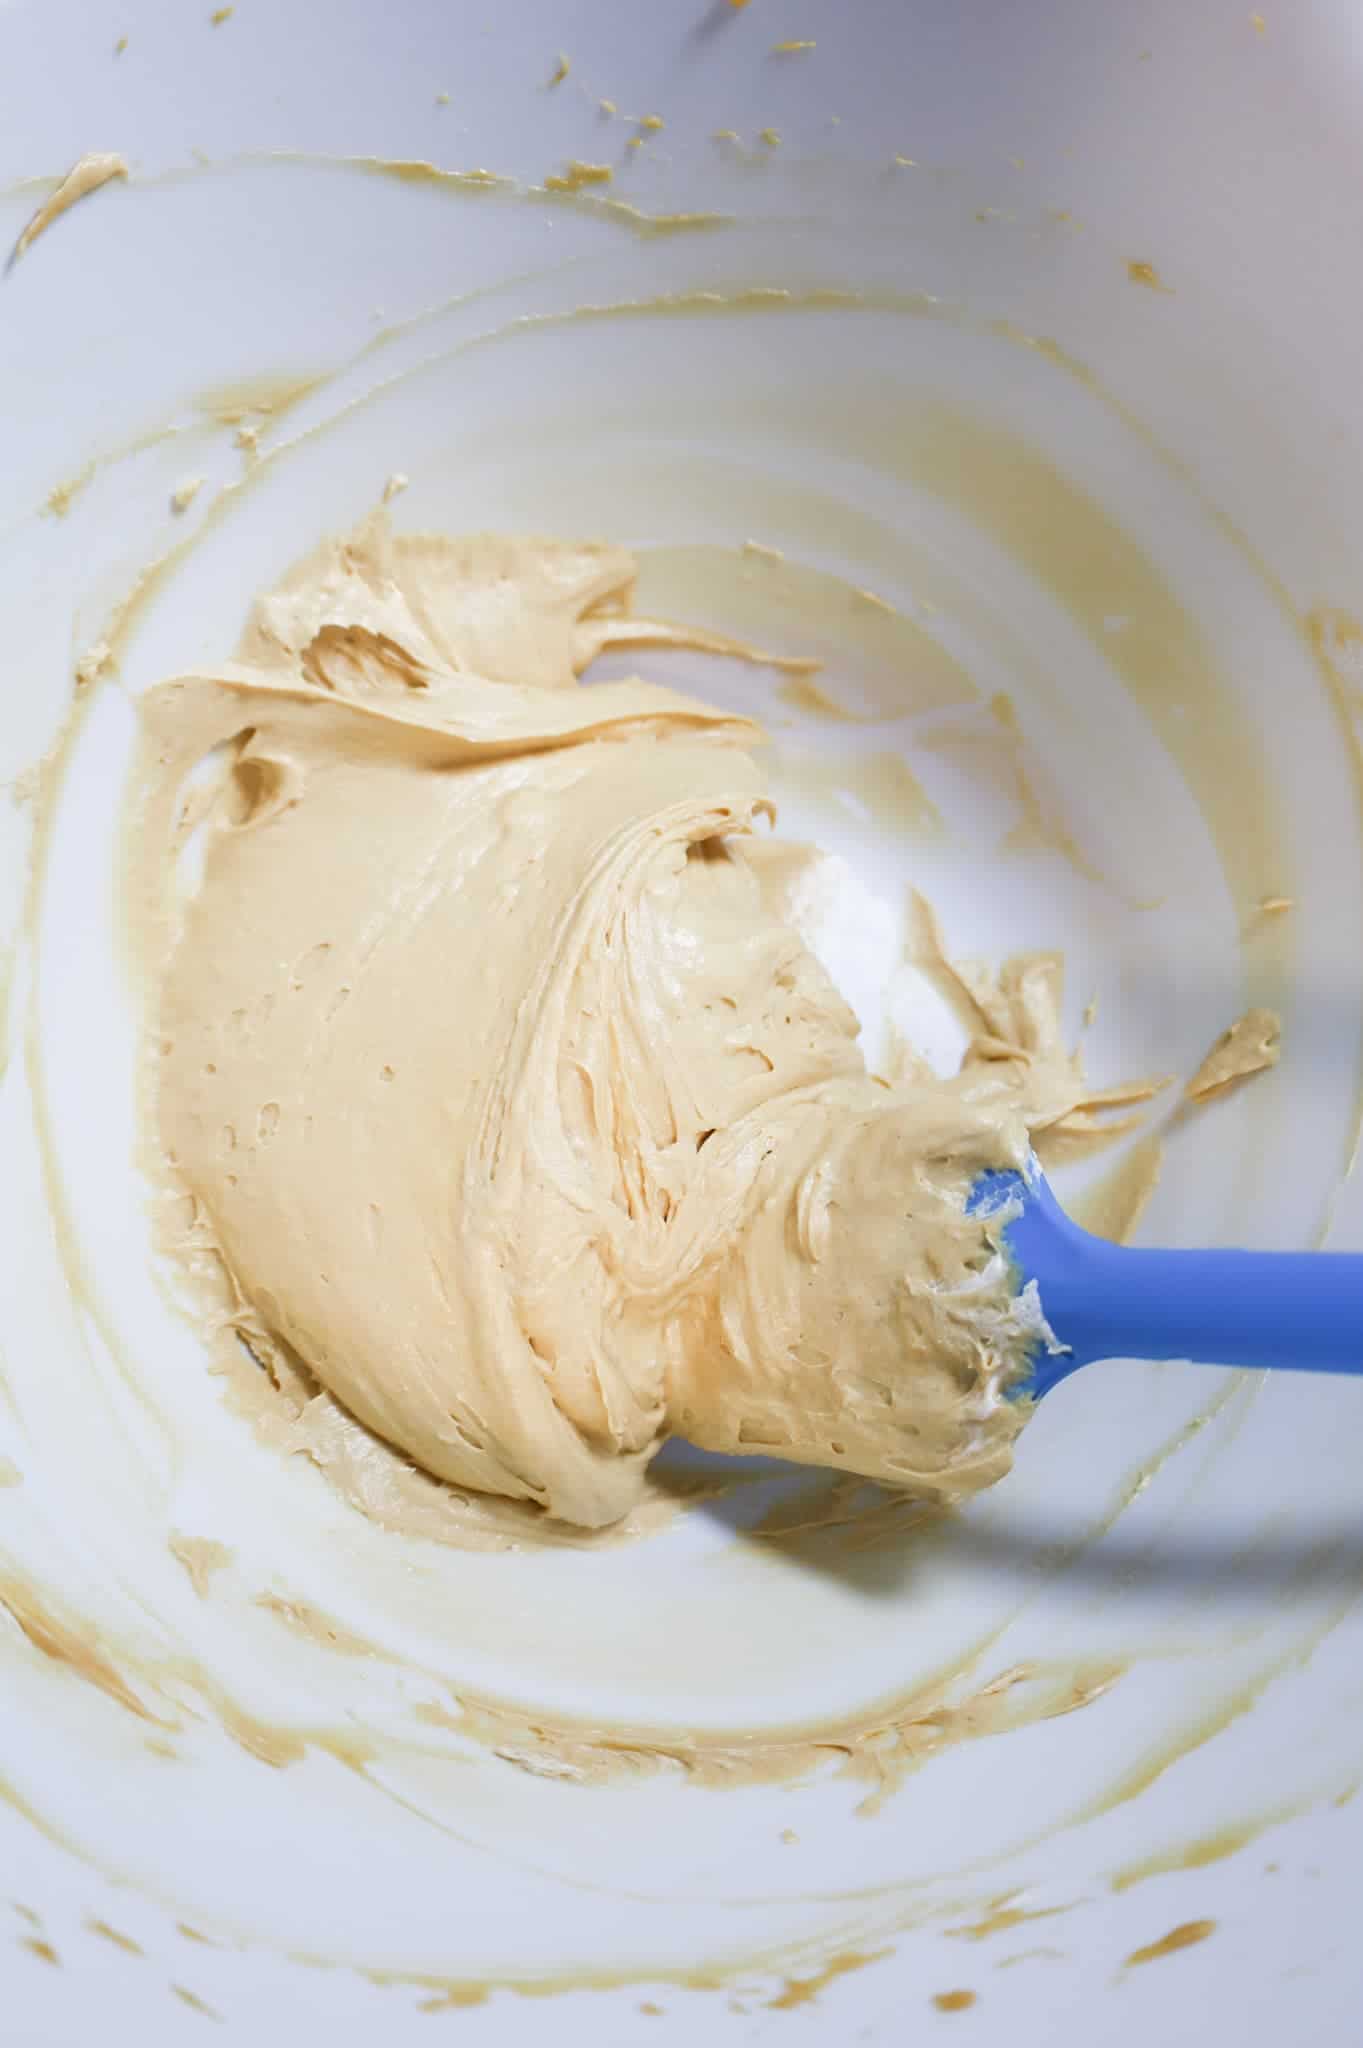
[2,1,1362,2040]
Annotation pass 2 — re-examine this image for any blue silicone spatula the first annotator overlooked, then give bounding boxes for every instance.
[972,1164,1363,1401]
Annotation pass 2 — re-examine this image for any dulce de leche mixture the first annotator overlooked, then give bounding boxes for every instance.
[131,517,1156,1528]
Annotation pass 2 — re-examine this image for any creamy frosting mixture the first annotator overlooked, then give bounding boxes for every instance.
[133,519,1161,1529]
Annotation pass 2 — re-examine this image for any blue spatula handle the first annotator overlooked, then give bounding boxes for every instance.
[975,1169,1363,1401]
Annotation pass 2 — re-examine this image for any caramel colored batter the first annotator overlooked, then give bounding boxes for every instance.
[133,519,1124,1529]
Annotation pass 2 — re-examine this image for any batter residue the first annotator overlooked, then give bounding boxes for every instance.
[11,152,128,261]
[1184,1006,1282,1103]
[132,517,1145,1529]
